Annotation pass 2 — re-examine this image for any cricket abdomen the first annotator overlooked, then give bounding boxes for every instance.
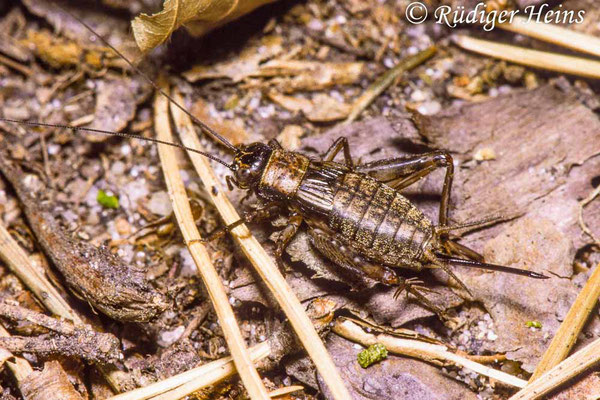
[329,173,434,268]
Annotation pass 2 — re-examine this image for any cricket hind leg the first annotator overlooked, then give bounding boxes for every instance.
[322,137,354,168]
[356,151,454,227]
[436,214,512,262]
[308,228,449,319]
[274,213,303,258]
[423,250,474,299]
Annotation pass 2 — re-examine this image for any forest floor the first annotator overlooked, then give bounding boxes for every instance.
[0,0,599,399]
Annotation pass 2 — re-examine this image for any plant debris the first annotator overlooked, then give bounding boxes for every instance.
[357,343,388,368]
[96,189,119,209]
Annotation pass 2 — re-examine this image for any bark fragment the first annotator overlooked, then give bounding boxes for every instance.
[0,138,167,322]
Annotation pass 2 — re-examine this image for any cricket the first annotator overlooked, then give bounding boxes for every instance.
[0,1,597,400]
[0,11,548,318]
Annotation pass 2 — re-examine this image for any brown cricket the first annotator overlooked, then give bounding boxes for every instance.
[0,6,547,318]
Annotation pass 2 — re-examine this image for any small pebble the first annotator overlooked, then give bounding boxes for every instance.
[158,325,185,347]
[110,161,126,176]
[474,147,496,161]
[417,101,441,115]
[148,191,173,216]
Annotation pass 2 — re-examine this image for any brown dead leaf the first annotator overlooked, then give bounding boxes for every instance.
[131,0,277,53]
[21,0,136,51]
[276,125,303,151]
[183,35,283,83]
[268,92,350,122]
[21,361,84,400]
[20,29,128,70]
[467,217,577,373]
[85,75,152,142]
[256,59,365,92]
[190,98,248,145]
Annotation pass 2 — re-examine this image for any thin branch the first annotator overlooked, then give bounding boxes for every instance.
[0,323,33,382]
[332,318,527,388]
[170,89,352,400]
[578,185,600,246]
[0,302,121,364]
[508,337,600,400]
[530,263,600,380]
[0,222,77,321]
[153,82,270,400]
[344,46,436,124]
[452,35,600,80]
[108,342,270,400]
[498,15,600,58]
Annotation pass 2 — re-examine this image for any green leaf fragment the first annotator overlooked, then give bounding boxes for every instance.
[357,343,388,368]
[526,320,542,329]
[97,189,119,209]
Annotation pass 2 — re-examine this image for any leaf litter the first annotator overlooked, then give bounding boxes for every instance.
[0,1,599,399]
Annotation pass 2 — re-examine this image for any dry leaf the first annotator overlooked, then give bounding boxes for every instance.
[21,0,136,50]
[256,60,364,92]
[85,75,152,142]
[268,92,351,122]
[20,29,127,70]
[191,98,249,145]
[183,35,283,82]
[131,0,277,53]
[276,125,303,151]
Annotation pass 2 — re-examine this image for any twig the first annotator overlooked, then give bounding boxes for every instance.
[0,53,33,76]
[153,83,270,400]
[498,15,600,58]
[0,324,33,382]
[170,89,353,400]
[578,185,600,246]
[344,46,436,124]
[0,302,121,364]
[0,216,128,391]
[332,318,527,388]
[508,337,600,400]
[452,35,600,80]
[530,263,600,380]
[108,342,270,400]
[0,222,77,320]
[267,385,304,398]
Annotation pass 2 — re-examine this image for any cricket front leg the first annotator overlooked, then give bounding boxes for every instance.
[275,213,303,258]
[187,202,281,246]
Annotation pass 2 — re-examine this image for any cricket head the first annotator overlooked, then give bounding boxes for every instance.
[231,142,272,189]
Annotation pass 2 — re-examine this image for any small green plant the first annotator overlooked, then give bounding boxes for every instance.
[526,320,542,329]
[97,189,119,209]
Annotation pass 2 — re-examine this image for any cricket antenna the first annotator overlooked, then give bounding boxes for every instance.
[435,253,549,279]
[51,1,238,152]
[0,117,235,170]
